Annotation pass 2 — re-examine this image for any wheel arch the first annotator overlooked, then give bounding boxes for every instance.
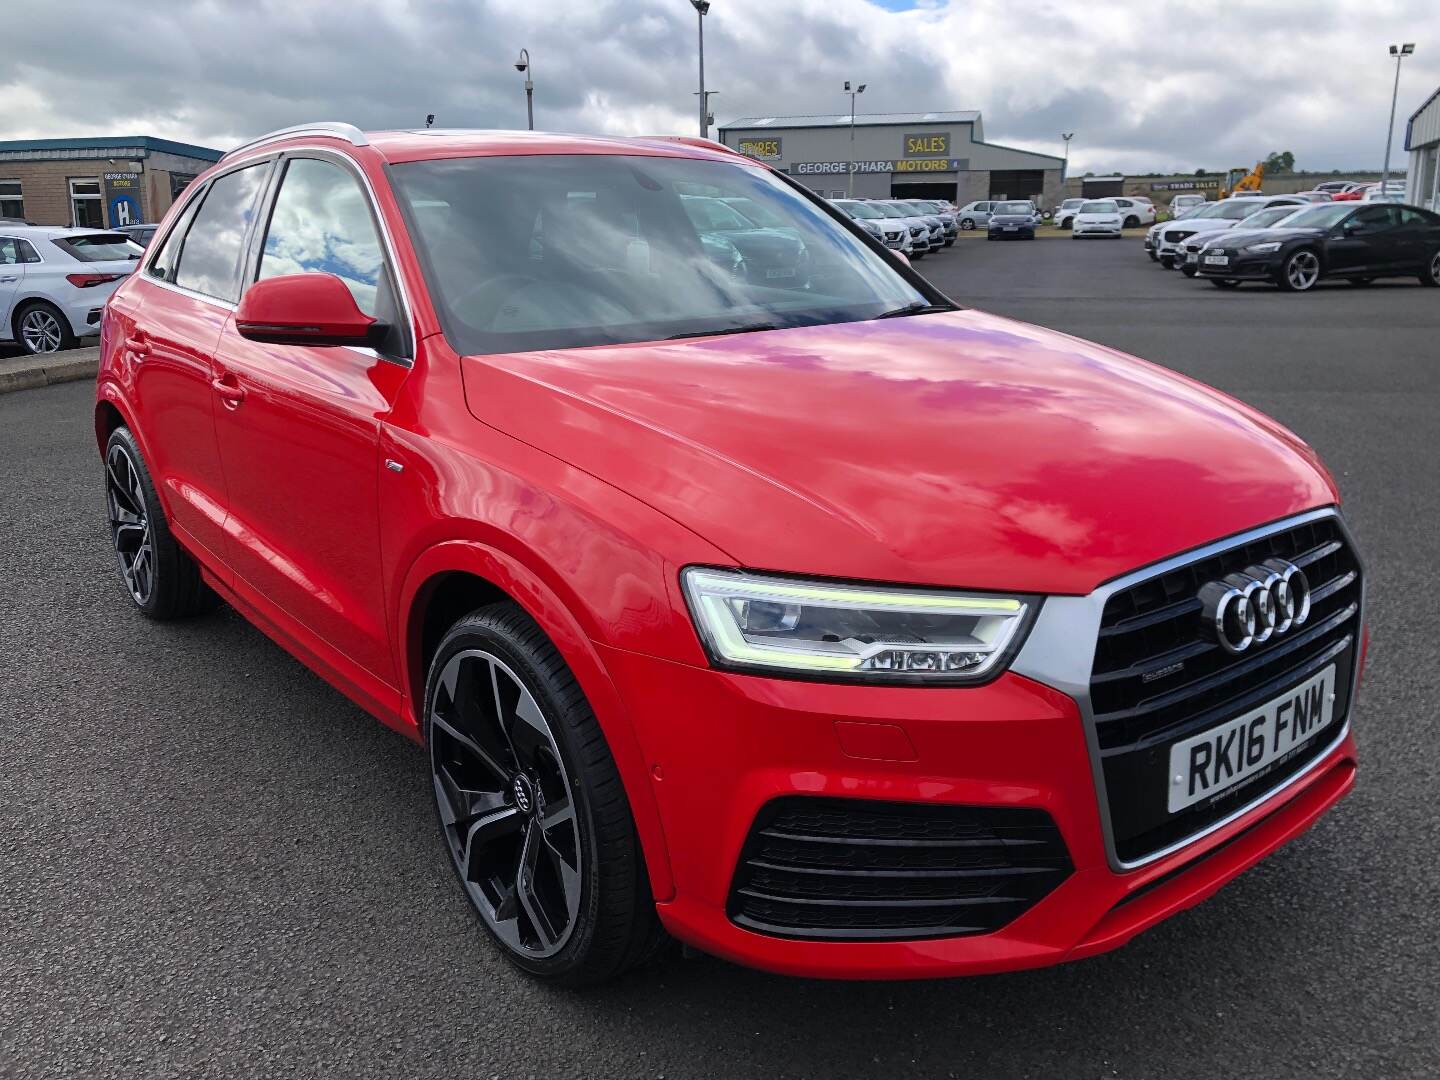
[398,540,676,901]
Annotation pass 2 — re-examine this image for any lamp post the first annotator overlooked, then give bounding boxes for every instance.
[1381,43,1415,190]
[844,80,866,198]
[1061,132,1074,181]
[514,48,534,131]
[691,1,711,138]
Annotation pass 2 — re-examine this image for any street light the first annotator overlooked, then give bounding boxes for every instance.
[514,48,534,131]
[1381,43,1415,190]
[1061,132,1074,180]
[691,1,711,138]
[844,80,866,198]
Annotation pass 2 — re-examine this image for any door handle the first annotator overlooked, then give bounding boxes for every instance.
[211,374,246,408]
[125,330,149,360]
[0,275,19,284]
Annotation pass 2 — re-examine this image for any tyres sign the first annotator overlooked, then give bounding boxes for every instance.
[738,138,781,159]
[103,172,144,226]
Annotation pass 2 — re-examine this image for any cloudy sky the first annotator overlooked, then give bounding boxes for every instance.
[3,0,1437,174]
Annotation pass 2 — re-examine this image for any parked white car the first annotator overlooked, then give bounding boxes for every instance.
[1150,195,1306,267]
[0,226,142,354]
[954,200,996,230]
[1071,200,1124,238]
[1168,193,1207,218]
[1053,198,1085,229]
[1113,196,1156,228]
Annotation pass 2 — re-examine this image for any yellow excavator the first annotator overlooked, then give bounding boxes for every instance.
[1222,162,1265,197]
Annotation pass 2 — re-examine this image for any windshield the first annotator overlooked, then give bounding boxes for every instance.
[873,203,910,218]
[719,196,787,228]
[52,232,143,262]
[835,200,883,220]
[1240,207,1303,229]
[995,202,1032,215]
[1080,201,1117,213]
[899,202,931,215]
[1061,199,1084,209]
[1280,204,1355,230]
[1216,200,1273,220]
[391,154,929,355]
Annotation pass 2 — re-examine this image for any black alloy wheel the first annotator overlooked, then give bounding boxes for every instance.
[424,604,663,984]
[103,427,216,619]
[959,218,975,230]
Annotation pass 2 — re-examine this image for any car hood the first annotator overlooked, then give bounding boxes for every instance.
[459,311,1335,596]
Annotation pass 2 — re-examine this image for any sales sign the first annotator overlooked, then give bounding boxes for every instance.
[737,137,782,159]
[903,132,949,157]
[1150,179,1221,192]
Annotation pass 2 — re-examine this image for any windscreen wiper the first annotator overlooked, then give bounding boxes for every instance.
[666,323,780,340]
[874,302,953,320]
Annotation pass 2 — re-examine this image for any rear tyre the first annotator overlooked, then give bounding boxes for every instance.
[1159,255,1174,268]
[1124,215,1140,229]
[960,218,975,230]
[1421,250,1440,287]
[14,301,76,356]
[1276,248,1321,292]
[424,603,664,986]
[103,427,219,619]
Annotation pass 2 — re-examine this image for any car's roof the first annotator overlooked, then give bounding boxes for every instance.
[231,127,750,167]
[0,224,119,239]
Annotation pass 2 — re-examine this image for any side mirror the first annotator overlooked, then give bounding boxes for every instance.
[235,273,381,347]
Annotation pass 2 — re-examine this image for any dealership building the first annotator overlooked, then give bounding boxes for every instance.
[717,110,1065,207]
[1406,85,1440,213]
[0,136,222,229]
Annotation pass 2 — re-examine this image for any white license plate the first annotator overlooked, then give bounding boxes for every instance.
[1004,225,1018,231]
[1186,252,1198,263]
[1203,254,1229,266]
[1167,665,1336,813]
[764,268,796,279]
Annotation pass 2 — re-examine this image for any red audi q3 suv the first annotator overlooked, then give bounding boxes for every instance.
[96,123,1364,984]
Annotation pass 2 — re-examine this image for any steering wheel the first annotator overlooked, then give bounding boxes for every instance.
[449,274,545,329]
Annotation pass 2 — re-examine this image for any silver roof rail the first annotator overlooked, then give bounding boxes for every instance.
[222,122,369,160]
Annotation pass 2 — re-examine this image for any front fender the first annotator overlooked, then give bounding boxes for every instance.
[396,539,676,901]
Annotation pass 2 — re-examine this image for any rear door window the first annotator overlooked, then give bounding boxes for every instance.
[172,162,270,302]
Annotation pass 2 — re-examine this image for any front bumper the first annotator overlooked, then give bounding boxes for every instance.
[1195,252,1284,280]
[989,223,1035,238]
[599,644,1359,979]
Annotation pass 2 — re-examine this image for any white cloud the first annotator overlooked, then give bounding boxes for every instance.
[1,0,1435,174]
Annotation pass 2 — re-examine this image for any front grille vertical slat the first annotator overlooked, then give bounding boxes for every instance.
[727,798,1072,941]
[1089,515,1361,864]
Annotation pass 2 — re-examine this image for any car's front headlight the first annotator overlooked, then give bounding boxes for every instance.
[1246,241,1282,253]
[682,568,1035,683]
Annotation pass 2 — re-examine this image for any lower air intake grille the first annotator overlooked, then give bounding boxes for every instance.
[727,797,1072,941]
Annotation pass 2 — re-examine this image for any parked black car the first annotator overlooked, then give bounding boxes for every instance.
[1195,203,1440,291]
[114,223,159,248]
[986,200,1038,240]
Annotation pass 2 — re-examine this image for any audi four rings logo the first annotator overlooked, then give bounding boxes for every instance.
[1198,559,1312,654]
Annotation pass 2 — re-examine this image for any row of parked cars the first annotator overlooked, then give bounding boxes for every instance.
[828,198,960,258]
[1142,193,1440,291]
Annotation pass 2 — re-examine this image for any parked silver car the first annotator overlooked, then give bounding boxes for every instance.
[829,199,912,253]
[868,201,933,257]
[955,200,998,230]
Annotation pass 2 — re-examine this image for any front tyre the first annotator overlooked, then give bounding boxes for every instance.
[959,218,975,230]
[424,603,663,985]
[103,427,217,619]
[1277,248,1321,292]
